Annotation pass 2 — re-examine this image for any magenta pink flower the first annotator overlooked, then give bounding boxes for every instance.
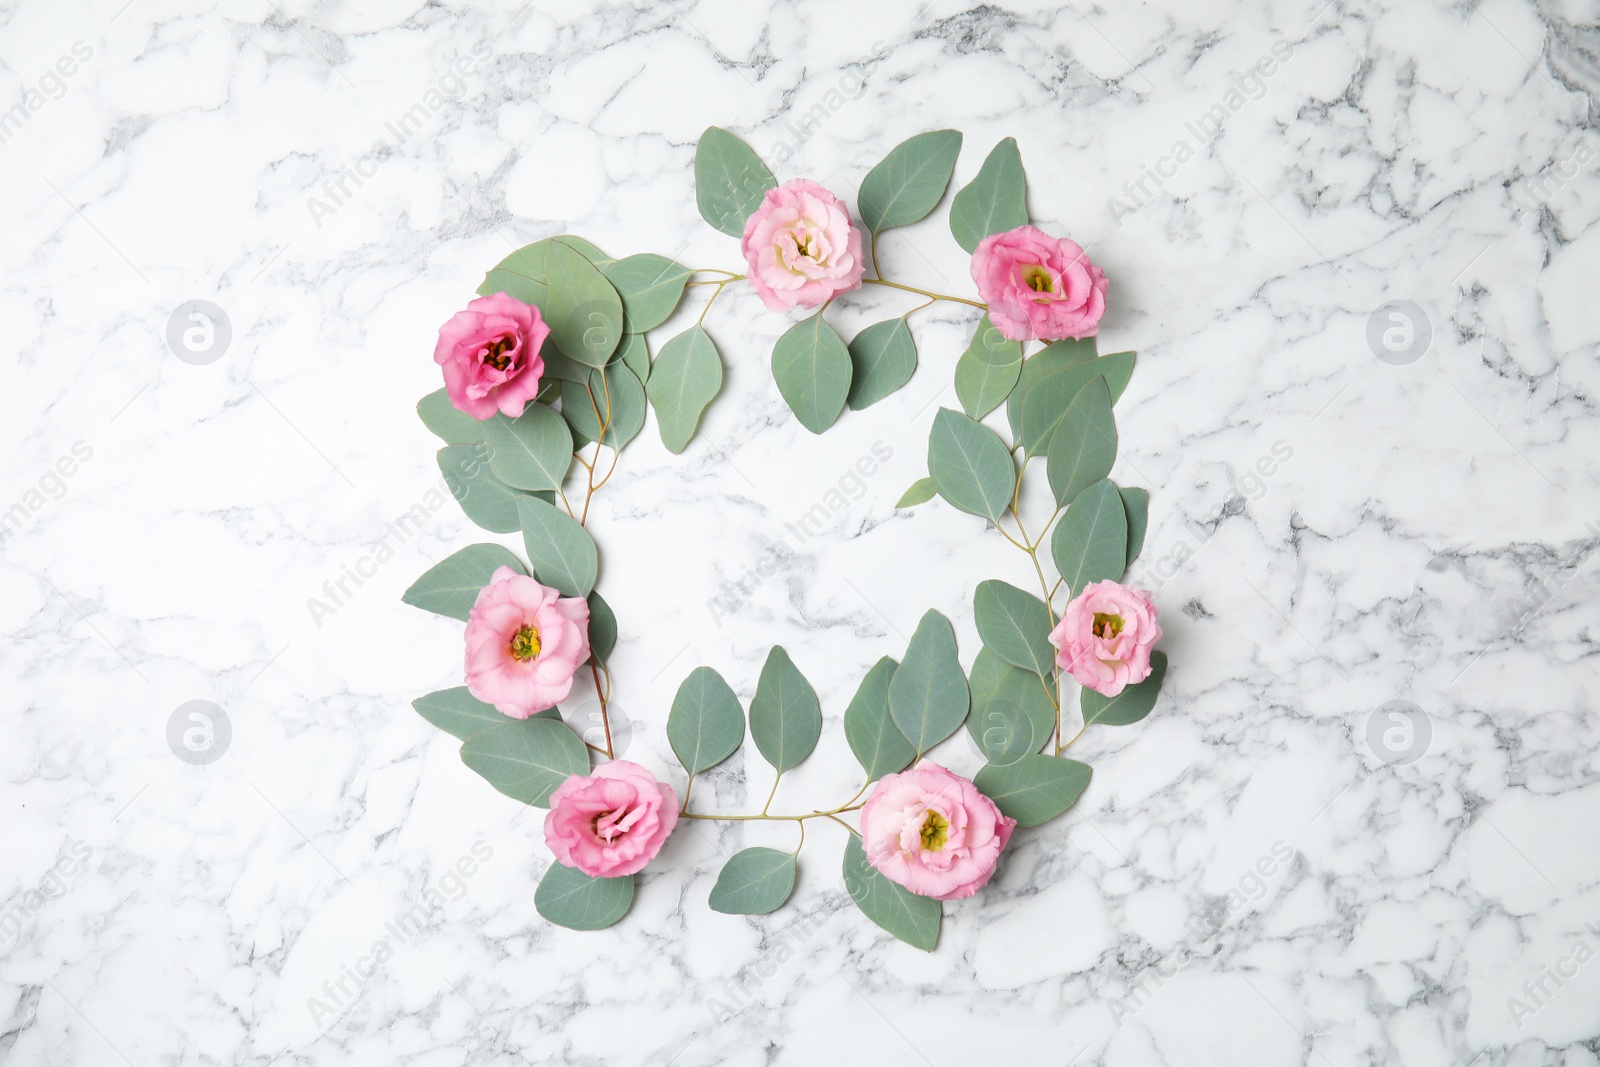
[434,291,550,420]
[971,225,1107,343]
[464,566,590,717]
[1049,580,1161,697]
[859,762,1015,900]
[544,761,679,878]
[741,179,865,312]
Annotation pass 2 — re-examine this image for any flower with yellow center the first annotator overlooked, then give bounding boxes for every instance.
[509,623,541,661]
[919,810,951,852]
[1092,612,1125,639]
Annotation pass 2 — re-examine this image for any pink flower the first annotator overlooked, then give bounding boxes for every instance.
[544,761,679,877]
[859,762,1015,901]
[464,566,591,716]
[434,292,550,420]
[970,225,1108,343]
[741,179,865,312]
[1049,580,1161,697]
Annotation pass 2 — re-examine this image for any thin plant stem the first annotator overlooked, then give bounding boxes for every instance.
[861,276,985,308]
[760,773,782,815]
[679,801,866,823]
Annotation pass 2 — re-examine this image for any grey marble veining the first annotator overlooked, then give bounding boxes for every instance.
[2,0,1597,1064]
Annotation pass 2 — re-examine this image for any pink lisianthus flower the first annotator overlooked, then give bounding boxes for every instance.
[434,291,550,419]
[970,225,1107,343]
[464,566,590,716]
[859,762,1015,901]
[741,179,865,312]
[544,761,679,878]
[1049,580,1162,697]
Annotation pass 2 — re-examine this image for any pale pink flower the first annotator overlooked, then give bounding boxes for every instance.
[434,291,549,420]
[544,761,679,878]
[1049,580,1161,697]
[464,566,590,716]
[859,762,1015,900]
[971,225,1107,342]
[741,179,865,312]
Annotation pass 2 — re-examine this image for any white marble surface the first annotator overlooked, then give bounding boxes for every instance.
[3,0,1599,1063]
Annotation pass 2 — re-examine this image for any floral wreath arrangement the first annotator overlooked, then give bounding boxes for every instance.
[404,128,1168,949]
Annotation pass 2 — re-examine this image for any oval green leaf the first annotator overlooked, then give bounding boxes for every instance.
[588,589,617,664]
[927,407,1016,523]
[563,362,647,451]
[619,330,650,385]
[1011,349,1135,456]
[843,656,916,782]
[955,347,1021,420]
[478,239,554,306]
[439,443,524,534]
[749,646,822,772]
[402,544,525,621]
[842,834,940,951]
[647,325,723,454]
[668,666,745,775]
[1120,485,1150,566]
[888,610,970,755]
[896,477,936,509]
[460,716,589,807]
[708,847,797,915]
[858,129,963,233]
[966,648,1056,759]
[535,863,634,931]
[973,579,1056,678]
[1081,650,1167,727]
[772,313,852,435]
[418,388,486,444]
[1050,479,1129,598]
[482,402,573,492]
[846,318,917,411]
[603,253,694,333]
[543,239,624,368]
[413,686,507,742]
[974,754,1092,827]
[949,137,1029,253]
[517,495,598,599]
[1045,377,1118,508]
[695,126,777,237]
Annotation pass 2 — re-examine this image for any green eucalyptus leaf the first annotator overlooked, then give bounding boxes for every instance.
[618,330,650,385]
[772,313,852,435]
[846,318,917,411]
[1119,485,1150,566]
[439,443,524,534]
[974,754,1092,827]
[544,239,624,368]
[413,686,507,742]
[668,666,745,775]
[535,863,634,930]
[973,579,1056,678]
[402,544,524,621]
[418,388,486,444]
[927,408,1016,523]
[478,239,554,305]
[749,646,822,773]
[896,477,936,508]
[1010,348,1135,457]
[588,589,617,663]
[1050,479,1128,598]
[603,253,694,333]
[949,137,1029,253]
[695,126,777,237]
[708,847,797,915]
[517,495,598,598]
[1081,650,1167,727]
[1045,377,1118,508]
[965,648,1056,759]
[858,129,964,233]
[843,656,916,782]
[563,362,647,450]
[460,716,589,807]
[955,346,1021,420]
[552,234,613,268]
[842,835,940,951]
[647,325,723,454]
[482,402,573,493]
[888,610,969,755]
